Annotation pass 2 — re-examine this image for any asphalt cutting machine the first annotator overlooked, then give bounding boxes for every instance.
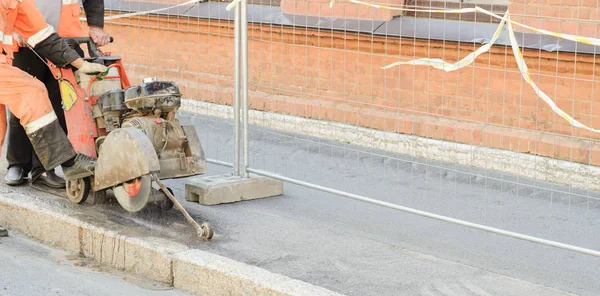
[46,37,213,239]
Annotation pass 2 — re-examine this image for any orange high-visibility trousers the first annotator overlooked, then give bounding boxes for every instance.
[0,60,55,155]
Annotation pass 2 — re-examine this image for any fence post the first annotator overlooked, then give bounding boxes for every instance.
[241,0,249,179]
[233,0,241,176]
[182,0,282,206]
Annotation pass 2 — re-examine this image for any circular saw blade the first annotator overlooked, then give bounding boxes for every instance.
[113,174,152,213]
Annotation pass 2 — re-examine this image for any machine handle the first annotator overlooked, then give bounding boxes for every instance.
[63,37,114,58]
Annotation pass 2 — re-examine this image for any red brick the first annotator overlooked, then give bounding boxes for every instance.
[100,13,600,167]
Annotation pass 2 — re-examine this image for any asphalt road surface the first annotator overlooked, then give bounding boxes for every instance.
[0,231,190,296]
[2,112,599,296]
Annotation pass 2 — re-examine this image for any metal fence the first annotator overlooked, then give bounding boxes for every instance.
[100,0,600,256]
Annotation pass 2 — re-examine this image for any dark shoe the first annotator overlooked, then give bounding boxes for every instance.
[0,227,7,237]
[33,170,66,189]
[5,167,26,186]
[62,154,97,181]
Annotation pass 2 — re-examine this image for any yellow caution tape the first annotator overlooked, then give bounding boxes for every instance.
[96,0,599,132]
[505,14,600,133]
[349,0,476,14]
[383,11,507,71]
[477,7,600,46]
[328,0,600,132]
[346,0,600,46]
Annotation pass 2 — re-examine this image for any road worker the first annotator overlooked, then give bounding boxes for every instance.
[5,0,109,188]
[0,0,107,181]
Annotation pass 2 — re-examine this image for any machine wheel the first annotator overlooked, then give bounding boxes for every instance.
[113,175,152,213]
[201,223,214,240]
[66,178,90,204]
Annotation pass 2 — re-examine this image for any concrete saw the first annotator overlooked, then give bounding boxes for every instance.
[49,37,213,240]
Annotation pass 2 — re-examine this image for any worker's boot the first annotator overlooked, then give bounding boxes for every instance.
[32,170,67,189]
[26,116,96,181]
[62,154,96,180]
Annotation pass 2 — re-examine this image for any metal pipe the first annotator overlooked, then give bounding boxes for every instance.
[206,158,233,167]
[245,167,600,257]
[154,175,213,240]
[206,158,600,256]
[241,0,249,178]
[233,4,241,176]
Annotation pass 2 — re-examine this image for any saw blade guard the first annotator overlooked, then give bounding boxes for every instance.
[93,127,161,191]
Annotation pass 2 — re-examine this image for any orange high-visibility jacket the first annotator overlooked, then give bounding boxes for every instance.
[0,0,82,155]
[1,0,81,64]
[1,0,58,64]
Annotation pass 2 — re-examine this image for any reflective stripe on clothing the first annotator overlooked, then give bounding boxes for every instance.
[26,24,55,47]
[7,0,55,48]
[0,62,55,142]
[0,62,57,164]
[24,111,57,134]
[3,34,13,45]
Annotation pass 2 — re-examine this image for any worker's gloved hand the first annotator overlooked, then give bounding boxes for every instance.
[78,61,108,74]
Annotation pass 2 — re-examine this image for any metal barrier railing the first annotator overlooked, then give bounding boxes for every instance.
[219,0,600,258]
[102,0,600,258]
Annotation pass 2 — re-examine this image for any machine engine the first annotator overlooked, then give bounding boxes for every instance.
[94,80,206,179]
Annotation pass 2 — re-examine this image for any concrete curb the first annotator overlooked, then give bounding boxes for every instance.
[0,192,343,296]
[180,99,600,192]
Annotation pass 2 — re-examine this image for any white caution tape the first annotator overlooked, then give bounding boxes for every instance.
[505,14,600,133]
[94,0,600,46]
[349,0,477,14]
[330,0,600,132]
[80,0,203,22]
[383,11,507,71]
[347,0,600,46]
[476,7,600,46]
[92,0,599,132]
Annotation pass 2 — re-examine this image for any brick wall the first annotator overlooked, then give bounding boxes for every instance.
[96,12,600,167]
[509,0,600,36]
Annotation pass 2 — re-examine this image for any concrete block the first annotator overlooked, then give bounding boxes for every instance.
[173,249,343,296]
[0,194,81,253]
[0,193,188,285]
[185,174,283,205]
[0,190,344,296]
[122,237,189,284]
[80,226,127,268]
[79,224,189,284]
